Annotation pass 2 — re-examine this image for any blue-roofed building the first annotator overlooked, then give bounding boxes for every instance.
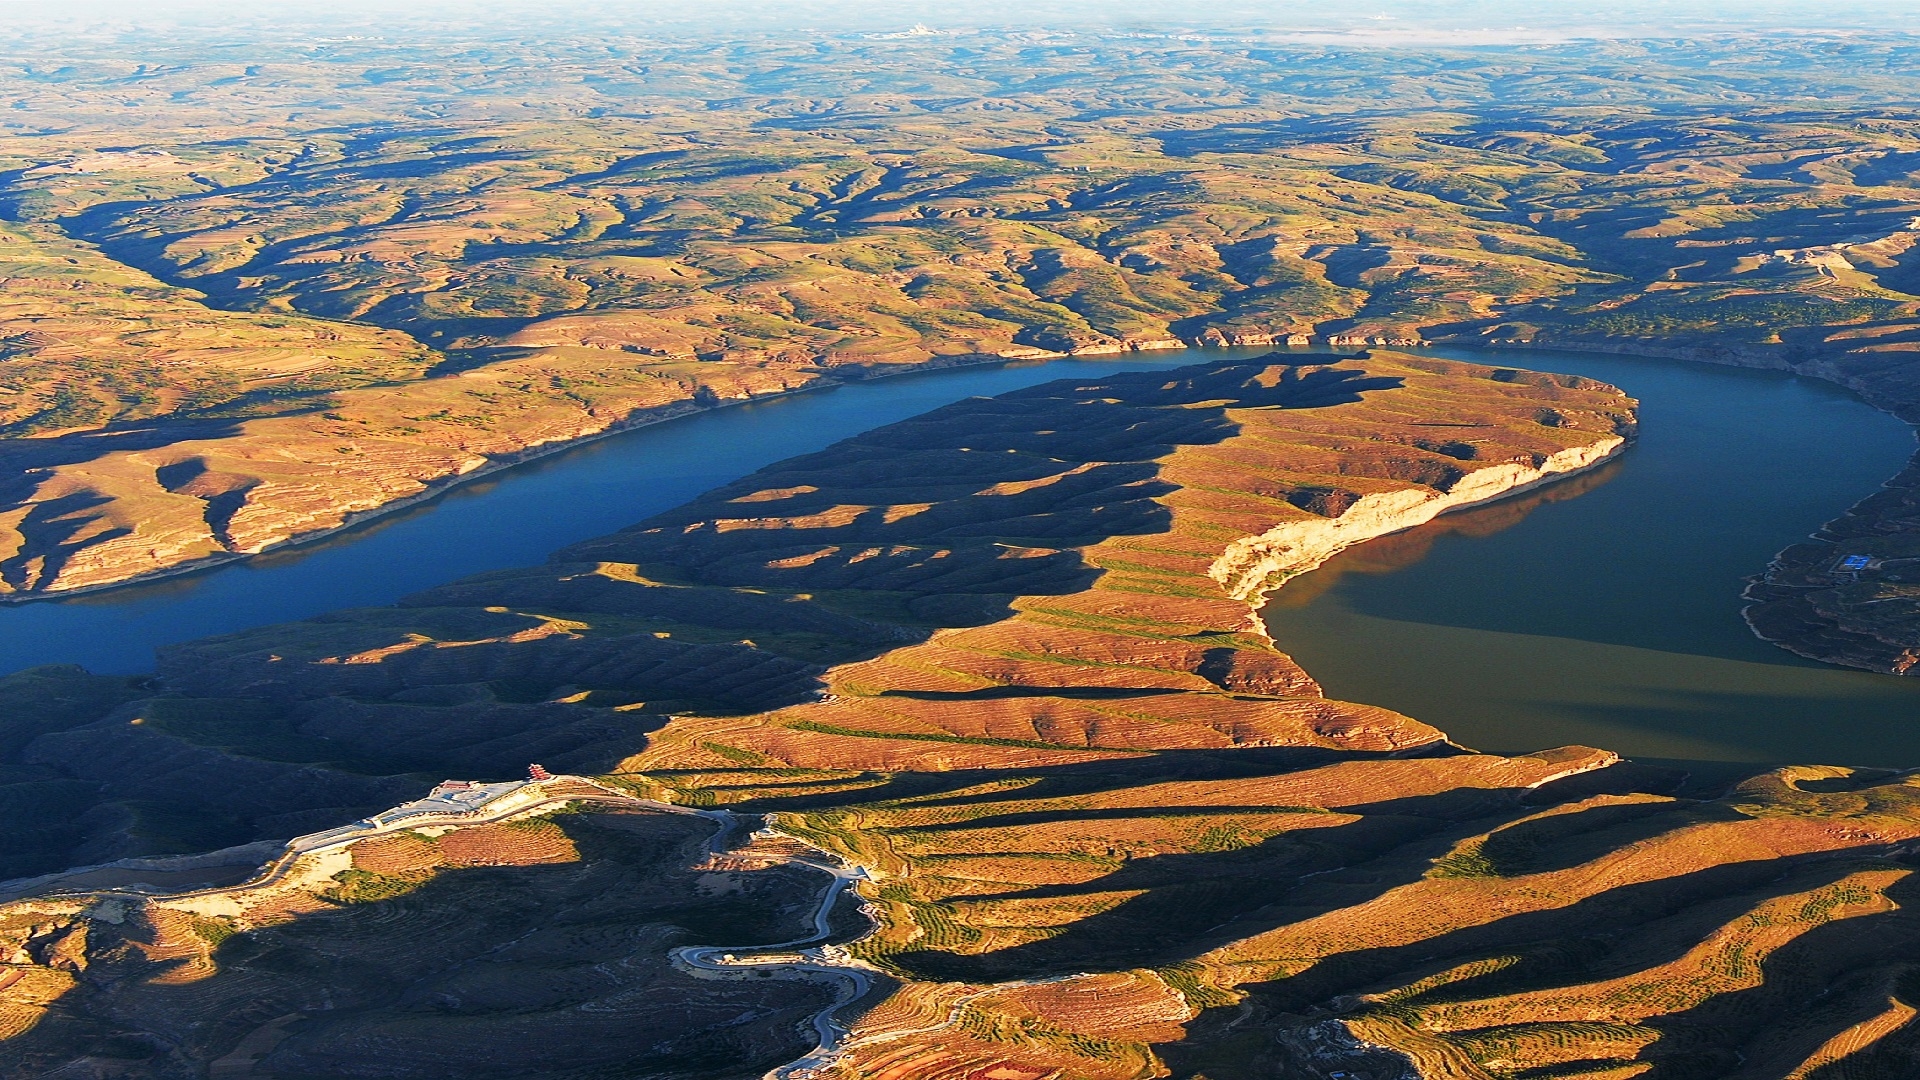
[1841,554,1873,571]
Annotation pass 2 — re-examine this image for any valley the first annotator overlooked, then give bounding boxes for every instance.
[3,353,1917,1079]
[10,15,1920,1080]
[11,29,1920,632]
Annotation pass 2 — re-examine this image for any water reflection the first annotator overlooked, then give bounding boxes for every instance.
[1258,348,1920,767]
[1262,600,1920,765]
[1262,458,1626,610]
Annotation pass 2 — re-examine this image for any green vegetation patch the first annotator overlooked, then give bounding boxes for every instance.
[140,697,343,765]
[784,719,1136,753]
[1159,960,1240,1009]
[323,867,436,905]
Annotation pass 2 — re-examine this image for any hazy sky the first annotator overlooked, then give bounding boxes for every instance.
[4,0,1919,37]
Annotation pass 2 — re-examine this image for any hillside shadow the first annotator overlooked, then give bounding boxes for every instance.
[0,810,842,1080]
[874,685,1190,701]
[0,418,247,488]
[0,416,290,592]
[30,357,1411,917]
[0,419,266,568]
[153,623,814,769]
[1157,849,1899,1079]
[1527,198,1920,280]
[1307,243,1397,289]
[1156,117,1396,157]
[1625,869,1920,1078]
[0,491,132,593]
[657,744,1450,816]
[1471,799,1741,877]
[885,783,1569,983]
[560,359,1402,616]
[832,753,1741,992]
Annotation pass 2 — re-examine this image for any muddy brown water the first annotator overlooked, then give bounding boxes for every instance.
[1259,347,1920,766]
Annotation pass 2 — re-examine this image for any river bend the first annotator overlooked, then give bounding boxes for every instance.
[3,345,1916,765]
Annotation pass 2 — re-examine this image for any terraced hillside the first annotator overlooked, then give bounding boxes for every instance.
[7,353,1920,1077]
[0,788,850,1080]
[6,352,1920,1078]
[9,26,1920,651]
[0,353,1623,878]
[0,353,1795,1079]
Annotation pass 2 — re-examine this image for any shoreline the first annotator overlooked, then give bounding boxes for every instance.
[0,335,1585,606]
[9,331,1915,687]
[0,349,1048,606]
[1474,334,1920,421]
[0,341,1260,606]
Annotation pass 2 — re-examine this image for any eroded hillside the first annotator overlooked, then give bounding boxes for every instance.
[0,355,1898,1078]
[8,29,1920,632]
[7,355,1920,1078]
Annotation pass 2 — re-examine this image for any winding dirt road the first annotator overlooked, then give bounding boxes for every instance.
[16,776,884,1080]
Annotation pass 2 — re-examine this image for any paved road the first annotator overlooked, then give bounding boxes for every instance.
[672,853,877,1079]
[56,780,633,902]
[31,775,882,1080]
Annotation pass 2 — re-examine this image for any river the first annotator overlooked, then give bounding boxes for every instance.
[0,349,1269,676]
[5,345,1917,766]
[1259,347,1920,767]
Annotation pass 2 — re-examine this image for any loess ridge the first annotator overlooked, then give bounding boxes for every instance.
[8,355,1920,1080]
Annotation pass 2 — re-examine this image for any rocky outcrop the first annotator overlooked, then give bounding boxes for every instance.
[1210,436,1628,603]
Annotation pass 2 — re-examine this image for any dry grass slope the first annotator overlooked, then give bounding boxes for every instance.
[9,32,1920,616]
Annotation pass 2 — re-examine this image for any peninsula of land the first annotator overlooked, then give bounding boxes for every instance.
[13,28,1920,634]
[8,355,1920,1079]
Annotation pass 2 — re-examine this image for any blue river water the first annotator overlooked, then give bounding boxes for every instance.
[4,344,1918,765]
[0,349,1267,675]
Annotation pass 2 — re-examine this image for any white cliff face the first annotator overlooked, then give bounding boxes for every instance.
[1208,436,1628,603]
